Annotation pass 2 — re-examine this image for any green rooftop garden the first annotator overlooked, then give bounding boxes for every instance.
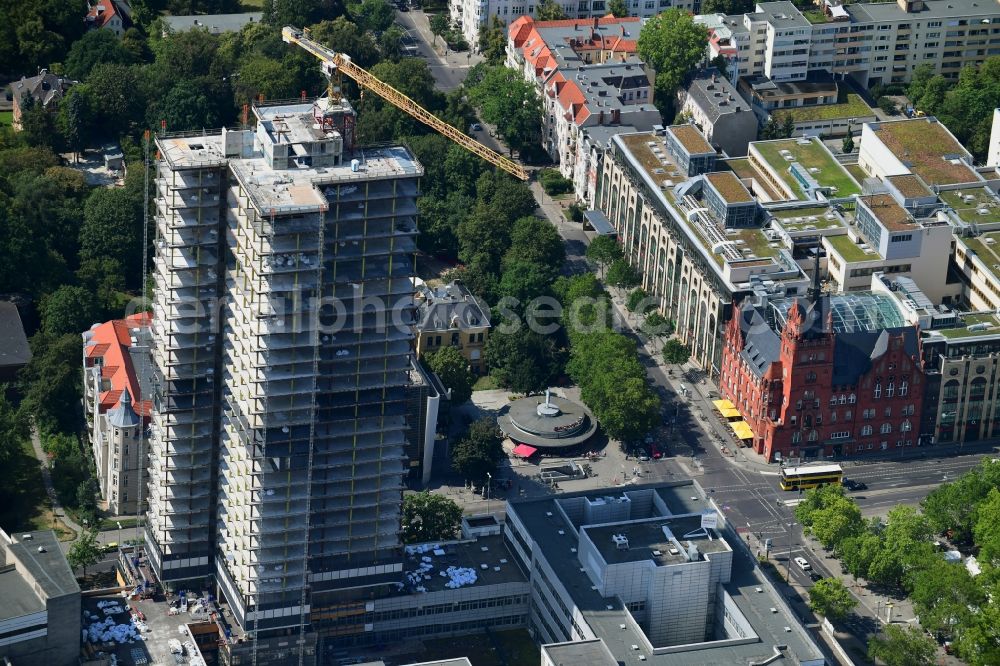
[935,313,1000,339]
[803,9,831,23]
[940,188,1000,225]
[960,233,1000,281]
[779,94,874,123]
[826,234,879,263]
[754,138,862,200]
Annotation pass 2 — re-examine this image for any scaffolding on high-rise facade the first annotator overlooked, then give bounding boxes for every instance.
[146,97,423,666]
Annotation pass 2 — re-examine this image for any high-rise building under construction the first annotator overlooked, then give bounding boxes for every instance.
[146,97,421,639]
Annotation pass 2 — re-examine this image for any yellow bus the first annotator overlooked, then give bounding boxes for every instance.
[779,464,844,491]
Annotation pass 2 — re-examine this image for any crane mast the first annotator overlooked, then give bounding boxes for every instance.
[282,25,529,181]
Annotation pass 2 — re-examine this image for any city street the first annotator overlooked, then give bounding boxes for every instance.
[395,9,480,92]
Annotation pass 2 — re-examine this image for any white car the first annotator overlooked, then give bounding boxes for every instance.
[794,556,811,571]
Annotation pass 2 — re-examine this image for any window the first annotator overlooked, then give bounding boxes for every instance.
[832,431,849,439]
[839,395,847,405]
[790,415,797,425]
[808,430,819,441]
[845,411,852,420]
[829,396,837,406]
[900,381,908,396]
[792,431,802,443]
[880,422,892,434]
[884,407,892,417]
[886,382,895,398]
[862,425,873,436]
[874,383,882,398]
[849,393,856,404]
[807,372,817,382]
[901,420,912,432]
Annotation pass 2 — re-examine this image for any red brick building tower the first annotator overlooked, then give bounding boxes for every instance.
[720,274,925,462]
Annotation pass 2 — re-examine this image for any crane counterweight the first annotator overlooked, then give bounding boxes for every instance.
[281,25,528,180]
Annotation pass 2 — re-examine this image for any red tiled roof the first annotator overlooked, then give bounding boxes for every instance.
[84,316,152,419]
[87,1,118,28]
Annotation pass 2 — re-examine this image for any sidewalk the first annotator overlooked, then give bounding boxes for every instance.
[28,426,83,538]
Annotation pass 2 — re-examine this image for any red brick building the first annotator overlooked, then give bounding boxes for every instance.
[719,285,925,462]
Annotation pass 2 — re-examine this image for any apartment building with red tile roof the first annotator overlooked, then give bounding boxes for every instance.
[506,15,660,206]
[82,312,151,515]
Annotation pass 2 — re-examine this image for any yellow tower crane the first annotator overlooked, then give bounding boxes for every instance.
[282,25,528,181]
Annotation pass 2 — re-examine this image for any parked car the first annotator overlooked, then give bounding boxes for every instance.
[470,123,482,131]
[794,557,811,571]
[809,571,823,582]
[842,478,867,491]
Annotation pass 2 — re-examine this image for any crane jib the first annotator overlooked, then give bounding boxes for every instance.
[282,25,528,181]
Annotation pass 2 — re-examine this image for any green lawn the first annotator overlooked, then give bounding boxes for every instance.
[240,0,264,7]
[826,234,877,263]
[803,9,830,23]
[779,94,874,123]
[754,138,861,199]
[770,206,842,231]
[0,110,13,128]
[937,312,1000,339]
[473,375,499,391]
[939,189,1000,225]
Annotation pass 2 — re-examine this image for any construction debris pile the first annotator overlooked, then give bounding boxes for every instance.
[403,544,479,592]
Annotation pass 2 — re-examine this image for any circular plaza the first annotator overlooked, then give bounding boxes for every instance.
[498,390,597,451]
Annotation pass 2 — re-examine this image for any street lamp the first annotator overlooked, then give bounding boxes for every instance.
[116,521,123,551]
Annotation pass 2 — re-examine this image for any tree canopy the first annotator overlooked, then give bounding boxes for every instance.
[808,578,856,622]
[868,624,937,666]
[425,346,475,405]
[637,10,708,113]
[468,65,542,155]
[401,492,463,543]
[451,417,504,482]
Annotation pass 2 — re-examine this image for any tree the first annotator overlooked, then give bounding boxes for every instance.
[637,10,708,114]
[485,328,562,393]
[974,487,1000,565]
[379,24,405,61]
[504,216,565,270]
[868,624,937,666]
[18,97,61,153]
[18,333,84,435]
[65,28,134,80]
[311,17,381,68]
[349,0,396,34]
[626,288,655,313]
[836,530,882,580]
[606,259,640,288]
[701,0,754,12]
[608,0,628,17]
[429,14,450,46]
[907,63,936,106]
[67,530,102,578]
[709,54,729,79]
[79,187,144,288]
[157,80,221,132]
[84,63,146,131]
[425,346,475,405]
[760,113,795,140]
[907,556,984,638]
[451,417,504,482]
[535,0,568,20]
[877,96,897,116]
[401,492,463,543]
[263,0,343,27]
[809,496,864,549]
[662,338,691,365]
[76,477,100,522]
[498,260,556,306]
[478,15,507,64]
[0,390,29,472]
[586,235,622,276]
[586,374,660,442]
[842,133,855,154]
[469,65,542,155]
[58,91,88,162]
[808,578,856,622]
[42,286,101,337]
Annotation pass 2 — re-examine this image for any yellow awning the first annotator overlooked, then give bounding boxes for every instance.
[713,399,741,419]
[731,421,755,440]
